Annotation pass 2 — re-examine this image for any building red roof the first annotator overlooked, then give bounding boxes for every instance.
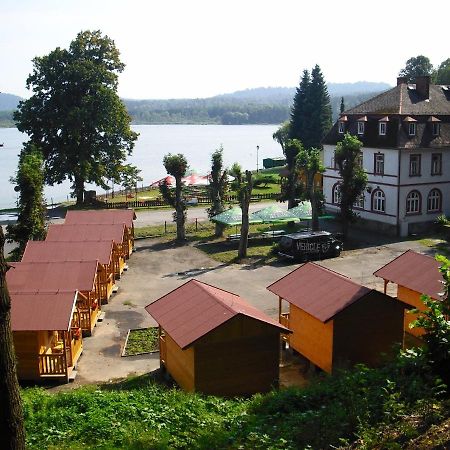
[64,209,136,227]
[373,250,443,300]
[7,261,98,294]
[10,291,77,331]
[22,240,113,266]
[267,262,372,322]
[146,279,290,349]
[46,224,125,244]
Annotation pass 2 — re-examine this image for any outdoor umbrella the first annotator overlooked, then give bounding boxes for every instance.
[288,201,313,220]
[211,207,263,227]
[251,204,300,224]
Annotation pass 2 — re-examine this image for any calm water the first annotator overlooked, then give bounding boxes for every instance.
[0,124,281,209]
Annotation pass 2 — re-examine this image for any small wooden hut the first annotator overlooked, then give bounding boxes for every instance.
[64,209,136,257]
[374,250,442,340]
[22,240,116,302]
[146,279,290,397]
[7,261,102,335]
[46,223,127,277]
[267,262,405,374]
[10,291,83,383]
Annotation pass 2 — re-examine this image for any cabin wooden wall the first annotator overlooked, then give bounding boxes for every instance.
[289,305,334,373]
[165,333,195,392]
[13,331,41,380]
[333,291,404,371]
[194,316,281,396]
[397,285,426,337]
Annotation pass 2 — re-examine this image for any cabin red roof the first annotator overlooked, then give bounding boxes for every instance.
[267,262,372,322]
[374,250,443,300]
[22,240,113,266]
[65,209,136,227]
[46,224,125,244]
[146,279,290,349]
[7,261,98,294]
[10,291,77,331]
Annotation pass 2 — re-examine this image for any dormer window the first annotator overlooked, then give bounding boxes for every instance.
[379,122,387,136]
[432,122,441,136]
[338,122,345,134]
[408,122,416,136]
[357,122,365,135]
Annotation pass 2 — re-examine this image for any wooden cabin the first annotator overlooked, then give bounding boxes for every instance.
[374,250,442,341]
[146,279,290,397]
[7,261,102,335]
[22,240,116,303]
[267,262,405,374]
[46,223,127,277]
[10,291,83,383]
[64,209,136,258]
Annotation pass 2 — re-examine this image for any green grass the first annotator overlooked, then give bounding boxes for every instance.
[123,328,159,356]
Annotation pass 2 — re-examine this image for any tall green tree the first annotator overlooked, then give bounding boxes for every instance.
[399,55,433,82]
[434,58,450,84]
[340,97,345,114]
[14,30,138,205]
[296,146,325,231]
[334,133,368,238]
[289,69,310,143]
[229,163,253,260]
[0,226,25,450]
[160,154,188,242]
[207,146,228,237]
[6,144,46,260]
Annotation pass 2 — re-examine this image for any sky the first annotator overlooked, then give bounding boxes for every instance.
[1,0,449,100]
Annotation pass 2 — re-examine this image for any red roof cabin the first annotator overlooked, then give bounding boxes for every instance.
[10,290,83,383]
[46,223,127,278]
[146,279,291,397]
[374,250,442,341]
[22,240,116,303]
[267,262,405,374]
[7,261,102,335]
[64,209,136,258]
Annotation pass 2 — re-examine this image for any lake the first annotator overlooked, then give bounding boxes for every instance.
[0,124,282,210]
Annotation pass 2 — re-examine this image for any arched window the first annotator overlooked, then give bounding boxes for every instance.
[427,189,442,213]
[371,189,385,213]
[332,183,341,204]
[406,190,421,214]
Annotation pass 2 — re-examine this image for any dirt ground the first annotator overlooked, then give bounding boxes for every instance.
[69,224,434,388]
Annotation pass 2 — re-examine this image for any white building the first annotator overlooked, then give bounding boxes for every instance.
[322,76,450,236]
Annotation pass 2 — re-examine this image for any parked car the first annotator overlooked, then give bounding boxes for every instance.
[277,231,342,262]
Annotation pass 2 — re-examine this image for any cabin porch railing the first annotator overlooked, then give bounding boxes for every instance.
[79,311,91,331]
[39,353,67,376]
[279,313,290,343]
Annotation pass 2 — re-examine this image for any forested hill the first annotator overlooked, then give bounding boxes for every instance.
[0,82,391,127]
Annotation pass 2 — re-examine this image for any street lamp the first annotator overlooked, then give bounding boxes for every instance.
[256,145,259,173]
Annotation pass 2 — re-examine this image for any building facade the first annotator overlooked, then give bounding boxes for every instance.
[322,76,450,236]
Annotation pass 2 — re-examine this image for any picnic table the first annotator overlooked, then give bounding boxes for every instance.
[226,230,287,242]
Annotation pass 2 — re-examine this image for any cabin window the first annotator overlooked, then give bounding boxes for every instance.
[357,122,365,135]
[372,189,385,213]
[408,122,416,136]
[409,154,421,176]
[374,153,384,175]
[431,153,442,175]
[427,189,442,213]
[332,183,341,204]
[379,122,387,136]
[406,190,421,214]
[338,122,345,134]
[432,122,441,136]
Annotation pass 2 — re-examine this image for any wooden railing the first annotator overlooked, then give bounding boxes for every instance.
[39,353,66,376]
[79,311,91,331]
[159,336,166,365]
[279,313,290,328]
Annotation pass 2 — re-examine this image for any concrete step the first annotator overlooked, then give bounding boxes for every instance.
[112,286,119,293]
[98,312,106,322]
[123,264,129,271]
[69,370,77,382]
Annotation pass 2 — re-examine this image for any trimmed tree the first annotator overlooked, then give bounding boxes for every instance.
[230,163,253,260]
[14,30,138,205]
[160,154,188,242]
[207,146,228,237]
[281,139,303,209]
[6,144,46,260]
[0,225,25,450]
[334,133,368,238]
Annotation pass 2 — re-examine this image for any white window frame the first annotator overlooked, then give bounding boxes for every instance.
[427,189,442,212]
[374,153,384,175]
[379,122,387,136]
[338,122,345,134]
[431,153,442,176]
[353,194,365,209]
[409,154,421,177]
[372,189,385,213]
[357,122,365,135]
[408,122,416,136]
[406,191,421,214]
[432,122,441,136]
[332,184,341,204]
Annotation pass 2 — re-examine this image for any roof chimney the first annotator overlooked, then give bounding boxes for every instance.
[416,76,430,99]
[397,76,407,86]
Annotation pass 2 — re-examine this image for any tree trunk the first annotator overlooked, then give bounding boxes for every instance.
[311,193,320,231]
[214,222,226,238]
[287,170,297,209]
[175,177,186,242]
[0,227,26,450]
[238,201,250,260]
[74,176,85,206]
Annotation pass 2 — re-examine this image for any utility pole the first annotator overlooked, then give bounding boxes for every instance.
[256,145,259,173]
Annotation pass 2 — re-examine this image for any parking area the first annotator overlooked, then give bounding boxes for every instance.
[71,231,432,386]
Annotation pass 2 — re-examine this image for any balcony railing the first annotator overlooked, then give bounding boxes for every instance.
[39,353,66,376]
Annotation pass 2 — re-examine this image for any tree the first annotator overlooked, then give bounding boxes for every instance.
[160,154,188,242]
[296,146,325,231]
[0,226,26,450]
[120,165,143,198]
[289,69,310,143]
[206,146,228,237]
[334,133,368,238]
[272,120,290,154]
[281,139,303,209]
[399,55,433,82]
[229,163,253,260]
[434,58,450,85]
[14,30,138,205]
[340,97,345,114]
[6,144,46,260]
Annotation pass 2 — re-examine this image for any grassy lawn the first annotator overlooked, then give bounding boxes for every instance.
[123,327,159,356]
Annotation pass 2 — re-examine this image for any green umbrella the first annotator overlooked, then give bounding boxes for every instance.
[251,205,300,224]
[211,207,262,226]
[288,201,313,220]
